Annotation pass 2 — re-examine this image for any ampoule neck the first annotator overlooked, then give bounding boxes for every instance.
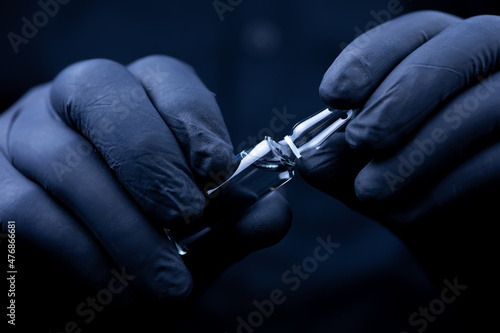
[280,108,356,160]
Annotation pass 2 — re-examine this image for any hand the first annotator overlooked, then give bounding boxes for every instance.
[0,55,291,329]
[299,10,500,225]
[297,10,500,298]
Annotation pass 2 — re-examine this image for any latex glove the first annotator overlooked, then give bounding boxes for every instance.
[298,10,500,226]
[297,14,500,330]
[0,55,291,326]
[297,14,500,324]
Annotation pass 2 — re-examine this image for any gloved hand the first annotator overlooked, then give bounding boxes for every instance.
[298,10,500,226]
[0,55,291,329]
[297,13,500,318]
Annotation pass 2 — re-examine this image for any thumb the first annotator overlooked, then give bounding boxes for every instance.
[296,132,370,205]
[182,192,292,293]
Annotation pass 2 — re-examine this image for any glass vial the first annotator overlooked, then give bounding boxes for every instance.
[166,108,357,255]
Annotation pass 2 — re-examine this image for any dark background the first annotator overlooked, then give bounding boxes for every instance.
[1,0,499,332]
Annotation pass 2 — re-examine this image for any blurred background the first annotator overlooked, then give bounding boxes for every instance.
[1,0,499,332]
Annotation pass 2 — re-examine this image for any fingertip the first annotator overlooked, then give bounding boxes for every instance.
[353,167,379,203]
[354,163,395,203]
[234,192,292,250]
[345,121,375,152]
[319,51,371,109]
[263,193,293,246]
[154,266,193,302]
[138,241,194,302]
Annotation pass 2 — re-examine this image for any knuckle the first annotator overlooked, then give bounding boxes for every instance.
[354,168,391,203]
[51,58,127,115]
[467,14,500,29]
[56,58,122,85]
[407,10,459,22]
[131,54,195,74]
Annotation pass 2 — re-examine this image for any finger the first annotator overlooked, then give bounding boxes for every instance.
[0,90,113,293]
[0,155,139,331]
[8,86,192,300]
[50,58,205,226]
[320,10,461,109]
[296,132,371,207]
[354,71,500,202]
[383,141,500,225]
[127,55,234,184]
[347,15,500,151]
[0,152,118,295]
[182,191,292,291]
[225,191,292,251]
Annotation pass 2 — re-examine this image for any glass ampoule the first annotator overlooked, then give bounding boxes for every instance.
[166,108,357,255]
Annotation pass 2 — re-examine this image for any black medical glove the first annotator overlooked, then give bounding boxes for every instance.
[299,10,500,225]
[0,55,291,328]
[298,13,500,330]
[297,13,500,327]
